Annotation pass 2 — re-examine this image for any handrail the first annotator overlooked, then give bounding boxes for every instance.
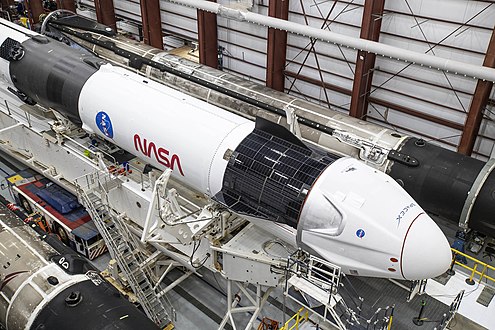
[450,248,495,285]
[280,307,308,330]
[78,188,169,326]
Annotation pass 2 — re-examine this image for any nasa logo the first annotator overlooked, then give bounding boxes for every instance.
[95,111,114,138]
[134,134,185,176]
[356,229,365,239]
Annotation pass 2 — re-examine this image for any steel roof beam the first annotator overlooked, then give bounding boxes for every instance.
[458,25,495,155]
[56,0,76,12]
[25,0,44,24]
[266,0,289,91]
[197,0,218,68]
[349,0,385,120]
[94,0,117,32]
[165,0,495,82]
[140,0,163,49]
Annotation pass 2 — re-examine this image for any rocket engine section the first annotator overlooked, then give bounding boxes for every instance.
[0,196,158,330]
[0,19,452,280]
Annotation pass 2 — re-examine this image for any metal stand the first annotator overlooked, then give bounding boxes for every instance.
[446,257,456,276]
[412,300,427,326]
[218,280,272,330]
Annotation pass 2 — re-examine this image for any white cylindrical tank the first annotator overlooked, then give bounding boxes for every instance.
[79,64,254,195]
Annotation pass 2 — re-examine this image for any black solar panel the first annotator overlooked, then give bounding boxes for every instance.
[215,119,340,228]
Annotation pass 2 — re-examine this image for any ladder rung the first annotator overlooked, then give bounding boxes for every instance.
[122,251,134,258]
[130,268,145,277]
[140,284,151,291]
[106,229,116,235]
[82,188,173,321]
[116,247,128,254]
[151,302,163,310]
[133,274,146,283]
[144,291,155,298]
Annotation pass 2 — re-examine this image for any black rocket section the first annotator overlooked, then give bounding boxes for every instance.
[388,137,495,236]
[215,117,339,228]
[0,33,105,124]
[31,280,159,330]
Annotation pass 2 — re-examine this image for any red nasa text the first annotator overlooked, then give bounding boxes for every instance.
[133,134,185,176]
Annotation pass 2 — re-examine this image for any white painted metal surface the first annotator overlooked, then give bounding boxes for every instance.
[76,63,453,279]
[298,157,452,279]
[79,64,254,195]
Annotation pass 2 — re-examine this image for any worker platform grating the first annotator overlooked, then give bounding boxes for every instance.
[476,286,495,307]
[342,276,449,330]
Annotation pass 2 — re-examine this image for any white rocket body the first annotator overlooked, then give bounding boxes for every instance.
[0,19,452,280]
[79,65,254,196]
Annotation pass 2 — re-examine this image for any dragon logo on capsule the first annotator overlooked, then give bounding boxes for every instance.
[96,111,114,138]
[396,202,417,227]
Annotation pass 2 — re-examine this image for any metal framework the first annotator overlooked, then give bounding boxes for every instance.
[0,90,295,330]
[459,25,495,155]
[349,0,385,120]
[56,0,76,12]
[140,0,164,49]
[197,0,218,68]
[266,0,289,91]
[0,0,14,10]
[165,0,495,82]
[219,281,272,330]
[25,0,44,24]
[72,0,495,157]
[281,1,495,157]
[94,0,117,31]
[286,0,347,108]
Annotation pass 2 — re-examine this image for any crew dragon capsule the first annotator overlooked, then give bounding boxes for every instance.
[0,19,451,280]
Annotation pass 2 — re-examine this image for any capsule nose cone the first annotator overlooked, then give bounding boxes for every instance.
[401,214,452,280]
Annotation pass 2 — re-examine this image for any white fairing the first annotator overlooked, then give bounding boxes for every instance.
[298,157,452,280]
[78,64,254,195]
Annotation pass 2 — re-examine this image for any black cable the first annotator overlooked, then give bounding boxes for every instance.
[0,21,37,38]
[48,21,337,138]
[189,239,210,269]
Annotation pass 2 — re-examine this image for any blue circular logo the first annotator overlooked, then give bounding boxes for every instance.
[356,229,365,238]
[95,111,113,138]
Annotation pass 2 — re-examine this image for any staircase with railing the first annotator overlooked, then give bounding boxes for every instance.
[284,250,394,329]
[76,172,171,328]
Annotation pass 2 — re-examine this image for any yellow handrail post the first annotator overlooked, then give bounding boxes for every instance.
[450,248,495,287]
[466,263,477,285]
[281,307,307,330]
[387,308,394,330]
[479,264,488,285]
[446,252,456,276]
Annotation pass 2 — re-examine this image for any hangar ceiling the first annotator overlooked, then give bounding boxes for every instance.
[78,0,495,160]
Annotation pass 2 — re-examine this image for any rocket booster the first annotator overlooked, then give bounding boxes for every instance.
[53,18,495,239]
[0,19,451,280]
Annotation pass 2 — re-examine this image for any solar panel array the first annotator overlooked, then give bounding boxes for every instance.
[215,127,339,228]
